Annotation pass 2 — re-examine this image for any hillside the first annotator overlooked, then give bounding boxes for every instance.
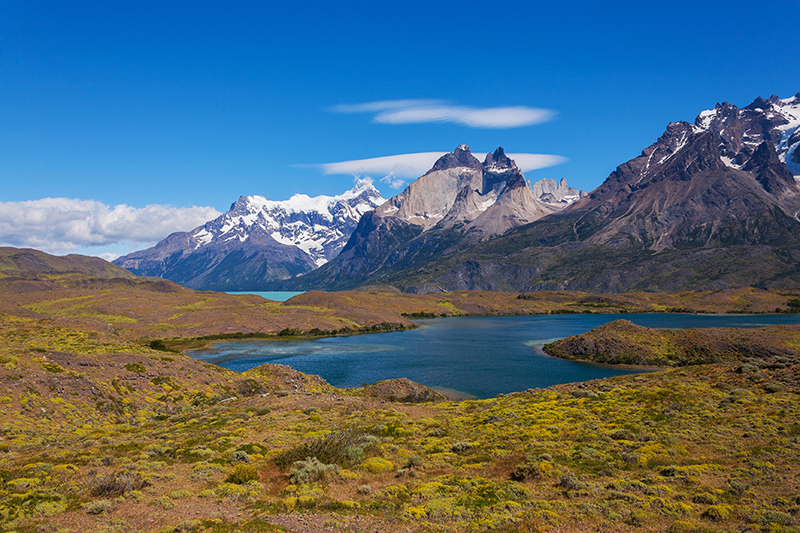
[2,309,800,531]
[0,247,136,284]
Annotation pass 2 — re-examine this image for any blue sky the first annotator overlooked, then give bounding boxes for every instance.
[1,1,798,258]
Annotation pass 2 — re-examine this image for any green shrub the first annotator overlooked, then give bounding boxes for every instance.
[360,457,394,473]
[345,446,365,463]
[41,362,64,373]
[225,464,259,485]
[229,450,251,463]
[89,471,148,497]
[289,457,339,484]
[276,429,377,467]
[148,339,178,353]
[85,499,111,515]
[405,456,424,469]
[760,510,795,526]
[763,383,785,393]
[510,462,541,482]
[450,442,473,453]
[610,429,636,441]
[692,492,719,505]
[124,362,146,373]
[558,473,587,491]
[236,378,266,397]
[701,504,732,521]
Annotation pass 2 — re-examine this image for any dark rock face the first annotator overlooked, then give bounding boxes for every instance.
[743,141,798,196]
[430,144,483,172]
[278,93,800,293]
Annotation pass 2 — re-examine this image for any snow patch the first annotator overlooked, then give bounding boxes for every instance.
[696,109,716,130]
[185,181,384,266]
[720,156,741,169]
[485,163,512,174]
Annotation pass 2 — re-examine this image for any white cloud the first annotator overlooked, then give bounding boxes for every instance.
[0,198,221,255]
[504,153,569,171]
[332,99,556,129]
[379,173,408,190]
[330,99,445,113]
[320,152,448,179]
[318,150,567,183]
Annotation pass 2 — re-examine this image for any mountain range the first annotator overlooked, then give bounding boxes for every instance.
[114,180,385,290]
[117,92,800,294]
[273,92,800,293]
[116,152,585,290]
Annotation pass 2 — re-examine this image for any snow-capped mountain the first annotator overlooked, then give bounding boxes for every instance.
[694,93,800,177]
[114,180,385,290]
[199,179,384,266]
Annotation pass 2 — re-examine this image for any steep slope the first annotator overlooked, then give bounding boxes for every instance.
[274,146,584,290]
[115,180,384,290]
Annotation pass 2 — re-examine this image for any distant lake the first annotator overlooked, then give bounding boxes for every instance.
[188,313,800,399]
[225,291,304,301]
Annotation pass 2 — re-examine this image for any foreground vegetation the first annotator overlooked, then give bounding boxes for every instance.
[2,248,800,531]
[2,311,800,532]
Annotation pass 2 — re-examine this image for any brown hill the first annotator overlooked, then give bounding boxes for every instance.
[543,318,800,366]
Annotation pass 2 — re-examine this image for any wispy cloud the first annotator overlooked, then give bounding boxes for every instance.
[379,174,409,190]
[0,198,221,256]
[319,152,447,181]
[332,99,556,129]
[503,153,569,171]
[317,150,567,189]
[330,99,445,114]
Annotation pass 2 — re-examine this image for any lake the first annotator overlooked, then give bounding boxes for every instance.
[187,313,800,399]
[225,291,304,301]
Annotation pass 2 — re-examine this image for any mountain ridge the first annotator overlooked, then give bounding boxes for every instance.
[114,180,385,290]
[274,92,800,293]
[271,145,585,291]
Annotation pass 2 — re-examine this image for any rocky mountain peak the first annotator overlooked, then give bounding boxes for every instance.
[692,92,800,176]
[430,145,482,172]
[483,147,517,173]
[745,95,781,111]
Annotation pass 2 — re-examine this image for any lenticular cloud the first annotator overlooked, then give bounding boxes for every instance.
[332,99,556,129]
[318,151,567,182]
[0,198,221,254]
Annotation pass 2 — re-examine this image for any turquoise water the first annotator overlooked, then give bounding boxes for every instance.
[188,313,800,399]
[225,291,305,301]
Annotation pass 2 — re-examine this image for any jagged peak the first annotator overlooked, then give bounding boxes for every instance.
[429,145,482,172]
[483,147,517,173]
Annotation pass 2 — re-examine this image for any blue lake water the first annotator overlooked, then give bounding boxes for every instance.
[225,291,305,301]
[188,313,800,399]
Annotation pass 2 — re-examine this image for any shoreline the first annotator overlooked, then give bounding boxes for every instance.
[530,343,666,372]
